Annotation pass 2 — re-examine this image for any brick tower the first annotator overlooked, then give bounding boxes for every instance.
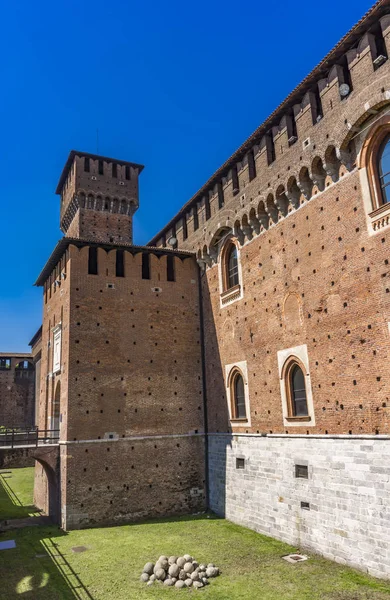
[56,150,144,244]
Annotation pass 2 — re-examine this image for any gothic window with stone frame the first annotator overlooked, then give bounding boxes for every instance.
[222,241,239,292]
[377,135,390,205]
[359,116,390,233]
[229,368,247,420]
[284,359,309,418]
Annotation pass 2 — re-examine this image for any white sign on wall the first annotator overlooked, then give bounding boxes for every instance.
[53,325,62,374]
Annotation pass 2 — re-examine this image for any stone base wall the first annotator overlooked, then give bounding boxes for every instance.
[62,434,206,530]
[208,433,390,579]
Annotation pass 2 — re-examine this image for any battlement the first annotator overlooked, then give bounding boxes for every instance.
[56,151,144,244]
[148,2,390,255]
[34,238,196,295]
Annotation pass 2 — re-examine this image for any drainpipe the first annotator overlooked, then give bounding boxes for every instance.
[197,262,209,511]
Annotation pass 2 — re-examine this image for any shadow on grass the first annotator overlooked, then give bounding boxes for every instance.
[0,473,39,520]
[0,526,96,600]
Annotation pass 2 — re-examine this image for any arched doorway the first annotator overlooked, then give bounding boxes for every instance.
[33,454,60,524]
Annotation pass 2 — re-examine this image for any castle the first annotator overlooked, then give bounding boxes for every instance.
[27,0,390,579]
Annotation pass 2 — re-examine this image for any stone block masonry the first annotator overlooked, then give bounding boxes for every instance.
[208,433,390,579]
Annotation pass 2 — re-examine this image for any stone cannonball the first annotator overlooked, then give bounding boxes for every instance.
[158,555,168,563]
[183,554,193,562]
[179,569,187,580]
[168,556,178,565]
[184,578,193,587]
[193,581,204,589]
[149,574,156,582]
[183,562,194,574]
[155,568,166,581]
[164,578,174,586]
[140,573,149,582]
[143,562,154,575]
[176,557,186,568]
[168,564,180,578]
[199,564,206,572]
[175,580,186,589]
[198,571,206,579]
[190,571,199,581]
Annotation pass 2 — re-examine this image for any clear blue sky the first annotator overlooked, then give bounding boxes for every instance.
[0,0,373,352]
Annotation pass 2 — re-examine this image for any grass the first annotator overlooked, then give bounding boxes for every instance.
[0,469,390,600]
[0,467,39,519]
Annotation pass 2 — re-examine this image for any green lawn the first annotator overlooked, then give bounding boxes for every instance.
[0,467,39,519]
[0,469,390,600]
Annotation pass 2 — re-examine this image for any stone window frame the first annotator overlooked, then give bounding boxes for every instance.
[277,344,315,427]
[52,324,62,375]
[359,114,390,234]
[219,237,243,308]
[225,361,251,427]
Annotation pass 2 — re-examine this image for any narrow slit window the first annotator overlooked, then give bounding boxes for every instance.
[98,160,104,175]
[88,247,98,275]
[142,253,150,280]
[84,157,90,172]
[217,182,224,209]
[125,165,131,180]
[116,250,125,277]
[248,150,256,181]
[182,215,188,240]
[204,196,211,220]
[167,255,175,281]
[193,206,199,231]
[112,163,117,178]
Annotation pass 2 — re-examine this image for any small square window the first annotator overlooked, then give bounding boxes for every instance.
[236,457,245,469]
[295,464,308,479]
[300,501,310,510]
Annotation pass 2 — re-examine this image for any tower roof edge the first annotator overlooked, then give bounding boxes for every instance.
[55,150,145,195]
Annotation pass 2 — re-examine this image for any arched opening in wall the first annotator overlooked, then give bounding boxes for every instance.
[34,457,60,524]
[298,167,313,201]
[275,184,289,216]
[311,157,327,192]
[228,368,247,420]
[221,240,239,292]
[286,176,301,209]
[52,382,60,435]
[324,145,341,182]
[266,193,278,224]
[283,359,309,417]
[257,200,269,230]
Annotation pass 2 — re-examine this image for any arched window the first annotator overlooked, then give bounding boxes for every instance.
[378,135,390,205]
[225,244,239,290]
[230,370,246,419]
[288,363,308,417]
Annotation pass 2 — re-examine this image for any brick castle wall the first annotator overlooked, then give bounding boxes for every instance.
[0,356,35,428]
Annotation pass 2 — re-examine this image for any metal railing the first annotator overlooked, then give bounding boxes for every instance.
[0,427,60,448]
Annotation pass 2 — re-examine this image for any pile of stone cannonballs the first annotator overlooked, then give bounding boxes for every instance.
[140,554,220,589]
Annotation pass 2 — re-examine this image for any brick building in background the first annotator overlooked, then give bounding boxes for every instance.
[0,353,35,428]
[32,0,390,579]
